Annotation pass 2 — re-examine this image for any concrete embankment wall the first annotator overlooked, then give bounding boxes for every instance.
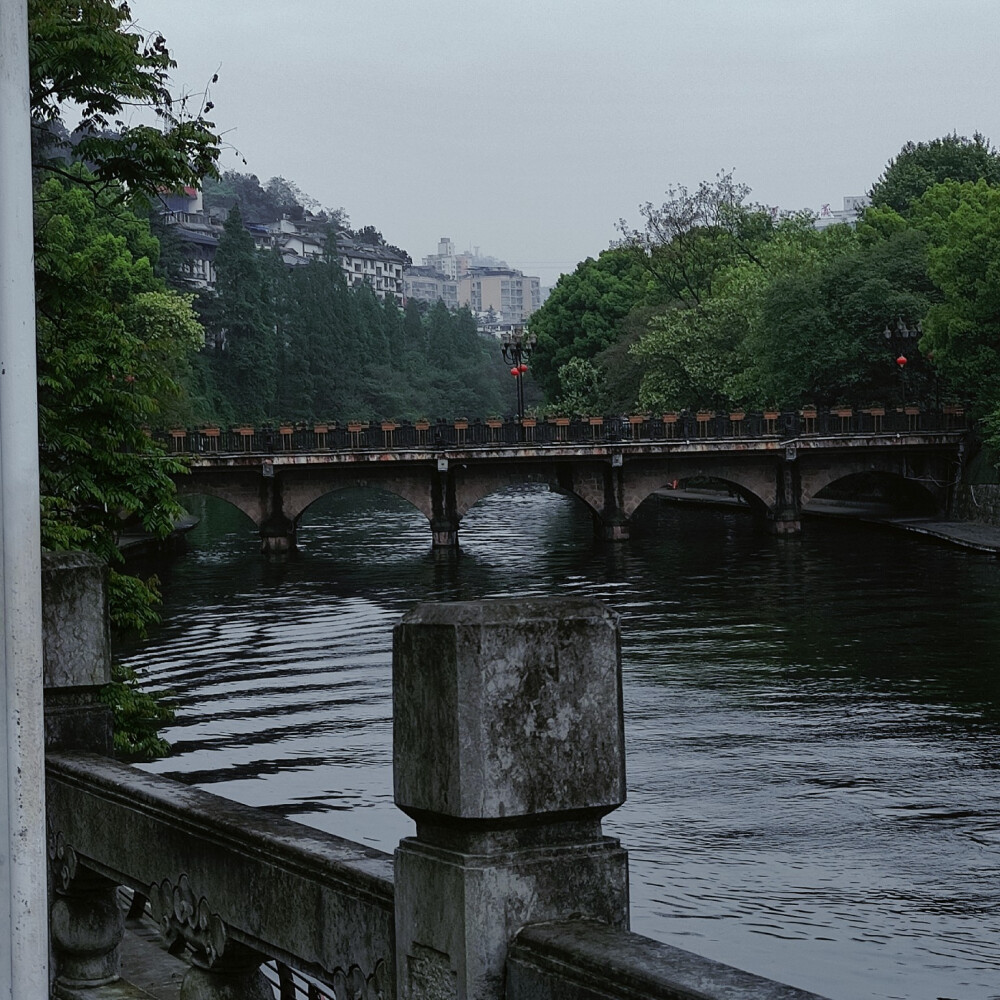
[953,484,1000,525]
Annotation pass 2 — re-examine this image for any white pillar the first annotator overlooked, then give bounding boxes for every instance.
[0,0,49,995]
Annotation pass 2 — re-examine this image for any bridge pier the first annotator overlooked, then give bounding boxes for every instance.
[765,453,802,536]
[259,515,297,555]
[599,463,630,542]
[258,474,298,554]
[765,509,802,536]
[599,514,630,542]
[430,516,459,549]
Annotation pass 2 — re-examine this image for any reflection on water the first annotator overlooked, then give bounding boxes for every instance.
[119,488,1000,1000]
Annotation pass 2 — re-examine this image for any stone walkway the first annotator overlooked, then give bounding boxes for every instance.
[806,502,1000,554]
[658,489,1000,556]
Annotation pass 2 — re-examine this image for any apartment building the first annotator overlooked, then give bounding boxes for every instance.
[423,236,509,280]
[457,267,541,325]
[159,197,406,303]
[402,265,459,309]
[337,235,406,304]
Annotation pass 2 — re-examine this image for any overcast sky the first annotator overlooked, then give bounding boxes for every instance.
[129,1,1000,287]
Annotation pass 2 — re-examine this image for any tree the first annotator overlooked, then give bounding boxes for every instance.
[908,180,1000,424]
[29,0,222,643]
[631,215,851,411]
[737,225,934,409]
[869,133,1000,216]
[201,171,343,226]
[529,248,646,399]
[207,207,281,420]
[615,170,779,307]
[555,357,602,414]
[349,224,412,265]
[29,0,219,197]
[34,175,203,632]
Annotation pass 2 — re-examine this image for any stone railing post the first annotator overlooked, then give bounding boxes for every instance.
[42,551,121,995]
[393,598,629,999]
[42,551,113,755]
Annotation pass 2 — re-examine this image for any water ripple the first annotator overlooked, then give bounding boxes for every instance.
[120,488,1000,1000]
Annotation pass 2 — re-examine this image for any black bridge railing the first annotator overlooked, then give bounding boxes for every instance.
[158,406,968,455]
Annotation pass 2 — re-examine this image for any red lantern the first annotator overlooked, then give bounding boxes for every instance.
[519,363,528,373]
[896,355,907,367]
[510,367,520,377]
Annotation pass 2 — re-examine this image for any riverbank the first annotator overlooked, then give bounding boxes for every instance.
[118,514,199,561]
[654,488,1000,556]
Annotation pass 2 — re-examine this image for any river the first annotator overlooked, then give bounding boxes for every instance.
[117,487,1000,1000]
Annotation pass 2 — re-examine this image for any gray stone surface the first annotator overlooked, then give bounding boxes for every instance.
[396,838,628,1000]
[953,483,1000,526]
[393,599,630,1000]
[42,551,113,753]
[42,551,110,689]
[46,752,395,995]
[507,920,832,1000]
[393,598,625,823]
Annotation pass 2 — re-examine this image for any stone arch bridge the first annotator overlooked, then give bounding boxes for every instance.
[167,412,968,553]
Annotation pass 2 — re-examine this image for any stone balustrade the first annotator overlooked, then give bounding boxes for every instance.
[43,552,829,1000]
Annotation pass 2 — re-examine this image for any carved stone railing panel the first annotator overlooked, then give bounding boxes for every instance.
[46,751,395,996]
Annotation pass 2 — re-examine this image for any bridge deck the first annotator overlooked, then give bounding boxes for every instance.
[182,430,967,468]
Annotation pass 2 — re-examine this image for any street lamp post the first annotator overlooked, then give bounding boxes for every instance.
[500,327,537,430]
[883,318,921,409]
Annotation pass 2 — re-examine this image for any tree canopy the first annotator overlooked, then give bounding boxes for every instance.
[909,180,1000,419]
[529,135,1000,453]
[868,133,1000,216]
[35,172,203,631]
[528,248,646,403]
[28,0,220,197]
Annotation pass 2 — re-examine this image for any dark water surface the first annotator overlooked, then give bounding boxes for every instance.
[119,489,1000,1000]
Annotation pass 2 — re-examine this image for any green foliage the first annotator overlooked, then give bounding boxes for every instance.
[202,170,346,226]
[632,215,854,411]
[35,176,201,571]
[532,136,1000,453]
[869,133,1000,216]
[616,170,782,308]
[206,207,281,420]
[28,2,224,759]
[909,180,1000,424]
[99,659,174,759]
[196,241,508,423]
[529,248,646,400]
[555,357,602,414]
[29,0,220,199]
[738,226,936,409]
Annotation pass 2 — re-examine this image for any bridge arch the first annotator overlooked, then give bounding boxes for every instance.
[460,481,604,543]
[175,479,263,527]
[630,476,769,521]
[799,457,945,513]
[622,459,779,522]
[453,464,602,521]
[281,477,433,525]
